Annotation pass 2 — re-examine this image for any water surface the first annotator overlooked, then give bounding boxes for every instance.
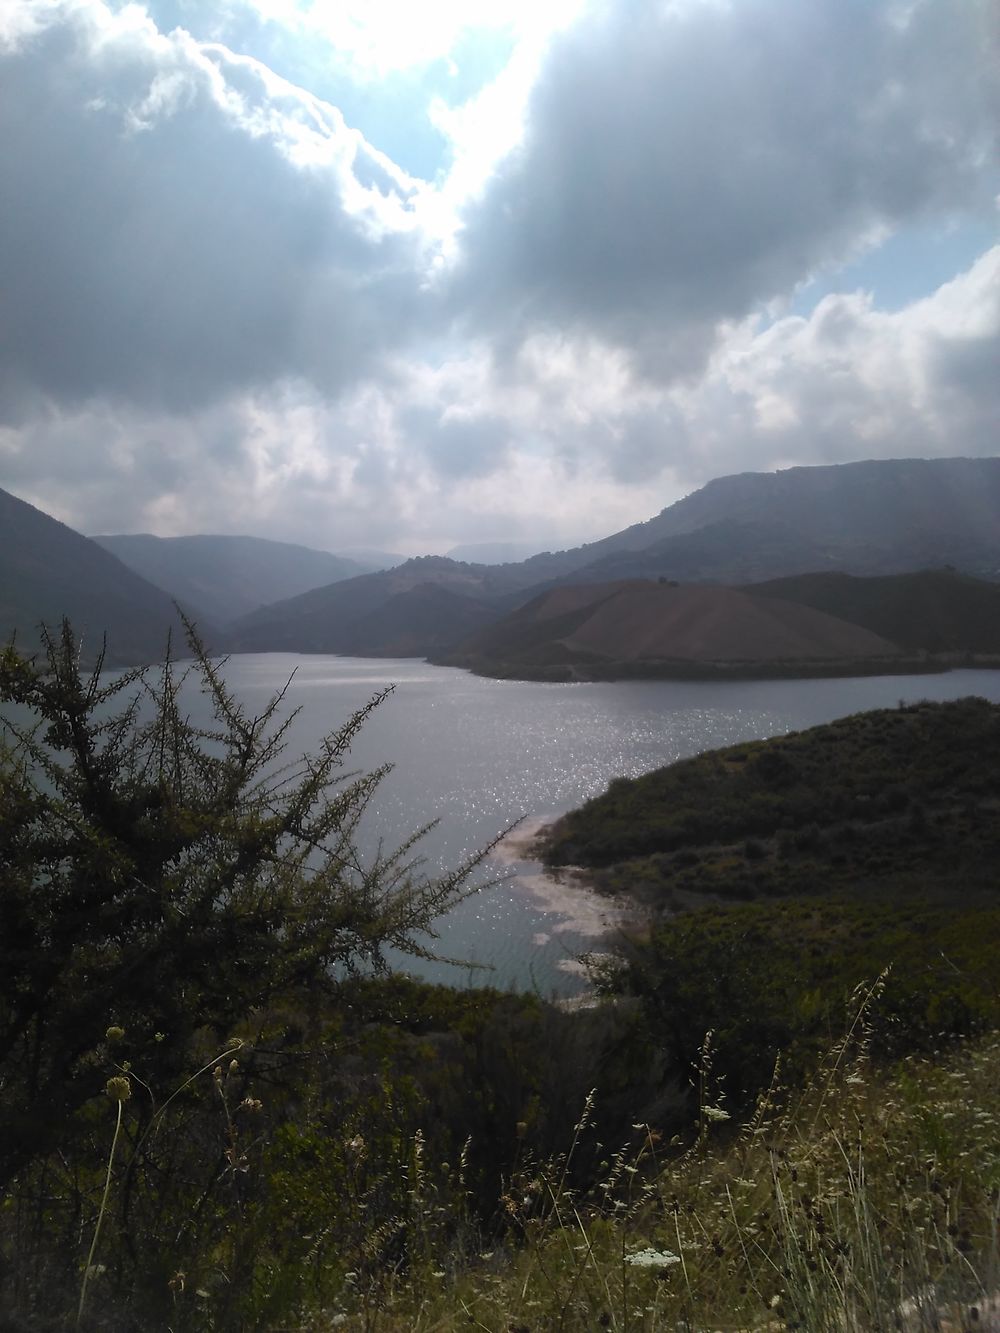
[210,657,1000,997]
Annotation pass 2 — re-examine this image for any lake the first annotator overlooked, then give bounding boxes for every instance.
[206,656,1000,998]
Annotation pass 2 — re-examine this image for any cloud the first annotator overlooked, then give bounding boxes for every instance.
[9,243,992,555]
[649,243,1000,479]
[0,0,996,557]
[453,0,999,377]
[0,1,429,417]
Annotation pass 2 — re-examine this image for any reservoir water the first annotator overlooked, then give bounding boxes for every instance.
[206,656,1000,998]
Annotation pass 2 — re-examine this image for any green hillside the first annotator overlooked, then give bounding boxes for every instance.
[537,696,1000,1148]
[750,568,1000,654]
[539,696,1000,903]
[0,487,196,665]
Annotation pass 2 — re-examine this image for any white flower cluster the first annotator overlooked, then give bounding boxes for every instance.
[625,1247,681,1268]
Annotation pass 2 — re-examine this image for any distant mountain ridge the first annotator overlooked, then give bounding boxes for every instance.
[226,555,525,655]
[445,540,549,565]
[654,457,1000,550]
[0,488,196,665]
[5,457,999,669]
[226,457,1000,658]
[94,533,373,625]
[504,456,1000,587]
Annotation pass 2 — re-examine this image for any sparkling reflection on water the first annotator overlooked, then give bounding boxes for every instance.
[213,657,1000,998]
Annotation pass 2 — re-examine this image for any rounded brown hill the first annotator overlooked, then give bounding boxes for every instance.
[461,580,901,666]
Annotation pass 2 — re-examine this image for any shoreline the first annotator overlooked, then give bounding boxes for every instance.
[436,654,1000,685]
[492,815,643,951]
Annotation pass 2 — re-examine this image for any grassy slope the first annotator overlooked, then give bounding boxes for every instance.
[0,487,197,665]
[539,696,1000,905]
[447,568,1000,681]
[535,696,1000,1117]
[749,568,1000,654]
[362,1030,1000,1332]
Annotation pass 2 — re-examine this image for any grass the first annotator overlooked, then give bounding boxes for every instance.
[8,974,997,1329]
[323,1020,1000,1332]
[1,985,996,1332]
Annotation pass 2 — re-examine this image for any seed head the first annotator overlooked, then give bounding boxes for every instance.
[105,1076,131,1103]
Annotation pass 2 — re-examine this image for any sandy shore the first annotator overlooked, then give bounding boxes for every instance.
[492,814,642,944]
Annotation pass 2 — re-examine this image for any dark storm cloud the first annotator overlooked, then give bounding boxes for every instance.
[0,7,426,417]
[453,0,999,375]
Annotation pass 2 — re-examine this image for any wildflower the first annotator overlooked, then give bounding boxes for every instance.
[105,1076,131,1102]
[625,1247,681,1268]
[105,1026,125,1044]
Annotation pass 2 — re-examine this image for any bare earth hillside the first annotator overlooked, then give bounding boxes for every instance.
[447,579,903,677]
[562,583,899,662]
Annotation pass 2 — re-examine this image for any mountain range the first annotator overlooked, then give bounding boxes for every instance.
[93,533,375,626]
[441,569,1000,680]
[0,488,191,665]
[3,456,999,671]
[223,456,1000,663]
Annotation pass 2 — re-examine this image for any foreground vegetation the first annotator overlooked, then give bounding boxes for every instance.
[332,1021,1000,1331]
[6,993,996,1331]
[1,637,997,1328]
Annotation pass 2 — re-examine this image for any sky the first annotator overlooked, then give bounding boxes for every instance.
[0,0,997,557]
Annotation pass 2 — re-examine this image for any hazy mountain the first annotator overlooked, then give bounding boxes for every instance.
[445,540,549,565]
[322,584,499,657]
[526,520,837,588]
[443,579,901,678]
[226,556,524,656]
[93,533,372,624]
[218,457,1000,660]
[510,456,1000,586]
[643,456,1000,552]
[749,570,1000,654]
[9,457,997,671]
[0,488,196,665]
[332,548,405,572]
